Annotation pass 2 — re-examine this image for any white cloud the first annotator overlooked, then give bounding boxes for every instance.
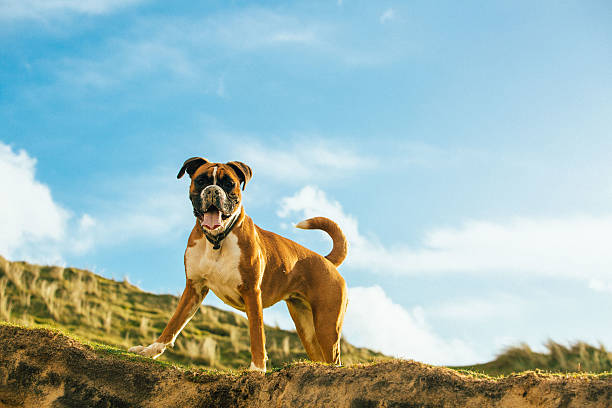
[0,142,115,263]
[430,294,526,322]
[0,142,192,264]
[78,213,96,230]
[0,0,144,20]
[588,279,612,294]
[203,10,324,50]
[233,140,375,184]
[44,7,408,93]
[278,185,388,269]
[49,10,322,93]
[396,216,612,282]
[278,185,612,288]
[0,142,69,263]
[278,185,364,244]
[379,8,395,24]
[57,40,201,90]
[200,8,407,65]
[344,286,479,365]
[202,9,408,65]
[269,31,318,45]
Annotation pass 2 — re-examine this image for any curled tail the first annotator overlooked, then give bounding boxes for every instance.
[295,217,348,267]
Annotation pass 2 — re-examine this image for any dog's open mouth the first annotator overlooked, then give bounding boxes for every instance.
[199,205,230,231]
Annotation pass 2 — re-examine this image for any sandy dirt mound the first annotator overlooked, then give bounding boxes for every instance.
[1,325,611,407]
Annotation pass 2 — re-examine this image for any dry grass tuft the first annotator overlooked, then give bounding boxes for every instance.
[123,330,131,347]
[19,291,31,307]
[5,263,25,291]
[282,336,291,357]
[202,337,218,366]
[0,257,8,275]
[0,277,13,321]
[177,337,218,366]
[69,273,87,315]
[82,302,99,328]
[38,280,61,320]
[177,338,202,360]
[104,311,113,334]
[20,311,33,326]
[50,266,65,281]
[199,305,219,324]
[139,316,150,338]
[229,327,242,354]
[85,276,99,296]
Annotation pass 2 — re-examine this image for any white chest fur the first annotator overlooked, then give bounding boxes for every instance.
[185,233,245,310]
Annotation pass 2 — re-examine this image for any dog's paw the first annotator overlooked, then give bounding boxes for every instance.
[128,342,166,359]
[249,362,266,373]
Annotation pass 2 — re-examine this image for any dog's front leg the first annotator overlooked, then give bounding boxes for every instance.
[241,285,267,372]
[129,279,208,358]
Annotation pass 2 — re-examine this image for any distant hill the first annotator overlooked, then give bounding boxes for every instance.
[457,341,612,376]
[0,256,384,369]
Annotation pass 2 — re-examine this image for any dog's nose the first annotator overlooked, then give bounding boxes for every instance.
[205,189,218,198]
[201,185,223,201]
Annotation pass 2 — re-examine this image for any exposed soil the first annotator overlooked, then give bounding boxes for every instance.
[1,326,611,408]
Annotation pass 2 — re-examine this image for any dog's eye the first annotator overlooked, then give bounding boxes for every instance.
[196,178,209,187]
[223,179,235,189]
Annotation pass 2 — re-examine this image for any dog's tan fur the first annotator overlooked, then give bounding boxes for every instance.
[129,158,348,371]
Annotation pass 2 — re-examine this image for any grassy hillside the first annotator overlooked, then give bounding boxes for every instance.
[0,255,383,370]
[458,341,612,376]
[3,255,611,376]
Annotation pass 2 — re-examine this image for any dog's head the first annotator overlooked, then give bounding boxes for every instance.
[177,157,252,235]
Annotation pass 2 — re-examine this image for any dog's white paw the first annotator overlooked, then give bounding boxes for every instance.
[128,342,167,359]
[249,362,266,373]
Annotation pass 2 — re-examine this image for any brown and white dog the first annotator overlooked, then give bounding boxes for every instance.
[129,157,348,371]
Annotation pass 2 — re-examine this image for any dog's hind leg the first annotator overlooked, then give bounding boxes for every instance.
[286,298,324,362]
[312,286,348,365]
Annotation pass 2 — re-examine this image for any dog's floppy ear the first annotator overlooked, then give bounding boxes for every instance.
[227,161,252,190]
[177,157,210,179]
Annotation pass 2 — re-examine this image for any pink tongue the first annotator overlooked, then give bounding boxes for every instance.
[203,209,222,229]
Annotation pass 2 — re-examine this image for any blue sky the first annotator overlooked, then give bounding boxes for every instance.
[1,0,612,365]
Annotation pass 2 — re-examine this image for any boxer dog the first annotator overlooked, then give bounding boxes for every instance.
[129,157,348,372]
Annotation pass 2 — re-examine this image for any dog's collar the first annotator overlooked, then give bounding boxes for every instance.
[201,209,241,250]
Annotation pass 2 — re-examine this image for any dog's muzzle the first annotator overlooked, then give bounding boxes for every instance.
[196,185,233,232]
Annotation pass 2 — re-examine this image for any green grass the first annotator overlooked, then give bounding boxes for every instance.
[0,256,384,370]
